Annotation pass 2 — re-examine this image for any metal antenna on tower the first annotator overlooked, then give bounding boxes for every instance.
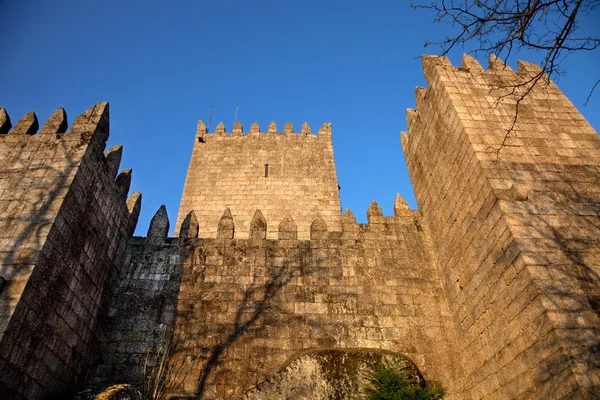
[207,106,214,132]
[233,104,239,127]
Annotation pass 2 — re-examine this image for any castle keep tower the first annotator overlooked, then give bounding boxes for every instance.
[175,120,342,239]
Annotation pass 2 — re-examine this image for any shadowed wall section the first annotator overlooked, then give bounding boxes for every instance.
[85,235,184,390]
[403,54,600,399]
[0,104,141,399]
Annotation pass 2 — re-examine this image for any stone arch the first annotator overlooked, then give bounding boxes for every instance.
[244,348,424,399]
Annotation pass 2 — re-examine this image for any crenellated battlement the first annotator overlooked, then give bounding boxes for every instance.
[0,103,141,218]
[0,102,111,140]
[419,53,544,82]
[0,103,141,223]
[162,193,414,242]
[196,119,332,140]
[400,53,563,159]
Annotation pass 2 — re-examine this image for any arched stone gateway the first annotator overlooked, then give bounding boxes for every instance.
[244,349,423,400]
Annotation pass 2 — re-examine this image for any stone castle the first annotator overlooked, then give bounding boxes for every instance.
[0,54,598,399]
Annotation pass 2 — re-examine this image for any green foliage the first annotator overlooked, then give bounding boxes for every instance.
[359,360,446,400]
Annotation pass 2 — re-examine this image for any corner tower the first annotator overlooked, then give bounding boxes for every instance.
[403,54,600,399]
[176,120,342,239]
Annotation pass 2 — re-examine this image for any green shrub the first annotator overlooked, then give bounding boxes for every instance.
[359,359,446,400]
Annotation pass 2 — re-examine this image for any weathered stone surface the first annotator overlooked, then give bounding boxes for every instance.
[342,208,356,224]
[39,107,68,134]
[267,121,277,133]
[461,53,483,71]
[233,121,243,134]
[245,349,422,400]
[126,192,142,211]
[318,122,331,135]
[10,110,39,135]
[0,103,139,399]
[310,215,328,239]
[196,119,207,136]
[217,207,234,239]
[148,205,169,237]
[394,193,410,216]
[366,200,382,222]
[488,54,511,70]
[406,108,418,130]
[517,59,543,74]
[278,215,297,240]
[0,107,12,134]
[215,122,225,135]
[180,210,199,238]
[511,183,528,201]
[249,209,267,239]
[105,145,123,179]
[400,131,409,152]
[115,168,132,201]
[284,121,293,133]
[415,87,427,108]
[70,102,110,142]
[85,236,182,391]
[301,121,311,135]
[126,192,142,228]
[87,206,462,398]
[154,211,462,399]
[421,55,452,79]
[404,54,600,399]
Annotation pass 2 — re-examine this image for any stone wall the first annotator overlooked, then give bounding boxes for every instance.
[175,121,342,240]
[403,54,600,399]
[85,235,184,391]
[0,104,141,399]
[163,201,464,399]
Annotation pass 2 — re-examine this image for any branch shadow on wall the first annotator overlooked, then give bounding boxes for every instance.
[0,137,81,331]
[165,247,328,399]
[0,134,97,398]
[503,183,600,394]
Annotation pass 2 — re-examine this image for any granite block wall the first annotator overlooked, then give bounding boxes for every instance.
[175,121,342,240]
[162,203,464,399]
[85,235,184,391]
[402,54,600,399]
[0,103,141,399]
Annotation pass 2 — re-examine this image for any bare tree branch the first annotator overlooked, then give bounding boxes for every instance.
[412,0,599,103]
[411,0,599,151]
[584,78,600,106]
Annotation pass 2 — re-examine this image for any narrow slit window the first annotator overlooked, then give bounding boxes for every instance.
[265,164,269,177]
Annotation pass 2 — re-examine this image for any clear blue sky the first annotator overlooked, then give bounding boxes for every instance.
[1,0,598,236]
